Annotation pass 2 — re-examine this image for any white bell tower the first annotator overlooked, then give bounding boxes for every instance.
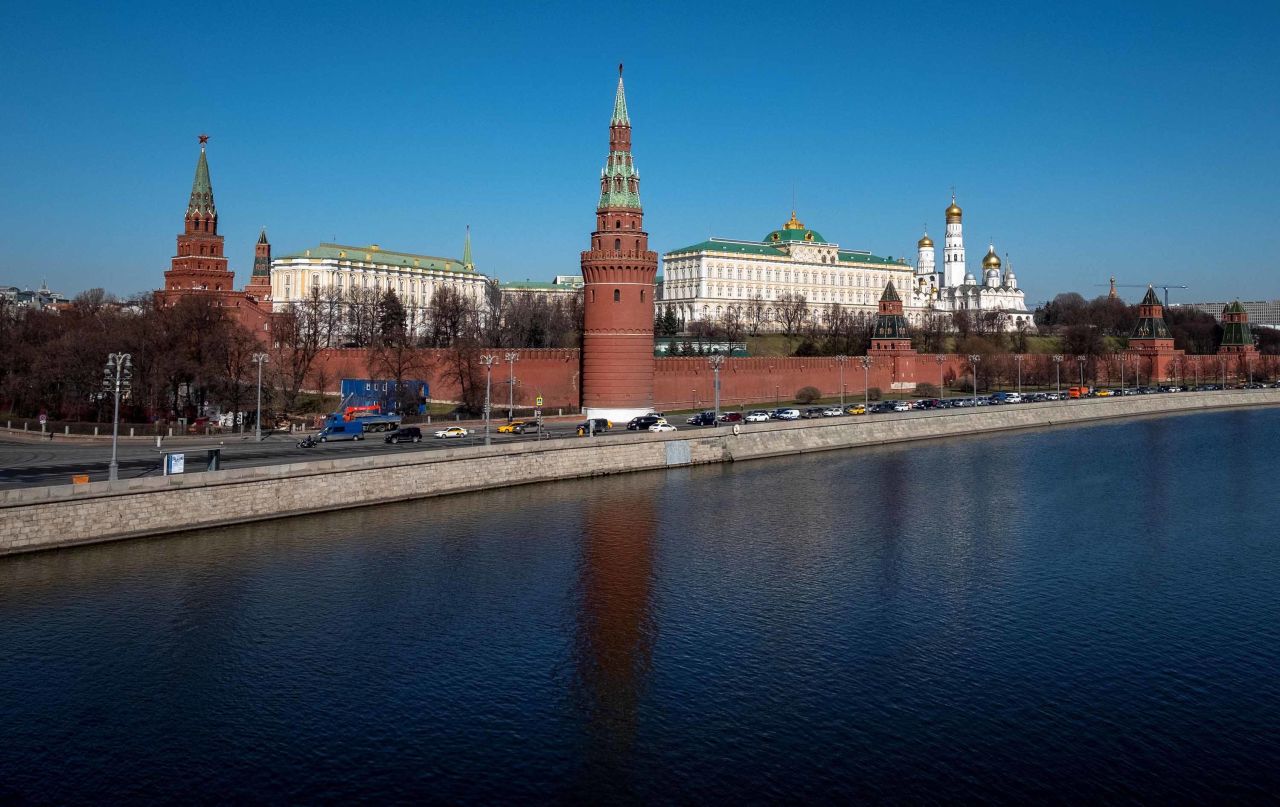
[943,193,966,288]
[915,229,936,291]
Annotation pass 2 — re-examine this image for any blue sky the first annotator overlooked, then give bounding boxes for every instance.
[1,0,1277,306]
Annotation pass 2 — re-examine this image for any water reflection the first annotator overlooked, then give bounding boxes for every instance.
[571,486,657,796]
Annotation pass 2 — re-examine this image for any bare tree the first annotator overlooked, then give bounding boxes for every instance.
[775,292,809,339]
[745,293,767,336]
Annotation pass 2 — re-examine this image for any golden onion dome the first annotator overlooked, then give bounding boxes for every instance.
[782,210,805,230]
[945,198,962,221]
[982,245,1002,269]
[917,232,934,248]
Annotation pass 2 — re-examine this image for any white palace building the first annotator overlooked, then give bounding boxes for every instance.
[657,198,1030,332]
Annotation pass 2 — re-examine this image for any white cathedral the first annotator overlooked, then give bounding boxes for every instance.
[908,195,1031,331]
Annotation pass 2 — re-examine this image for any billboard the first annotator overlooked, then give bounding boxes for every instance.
[340,379,428,414]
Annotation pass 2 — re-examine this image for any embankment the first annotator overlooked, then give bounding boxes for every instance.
[2,390,1277,557]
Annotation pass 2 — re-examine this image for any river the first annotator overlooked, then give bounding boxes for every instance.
[2,408,1279,803]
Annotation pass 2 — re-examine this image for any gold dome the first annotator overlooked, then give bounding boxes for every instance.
[917,232,934,248]
[945,199,962,221]
[782,210,805,230]
[982,245,1001,269]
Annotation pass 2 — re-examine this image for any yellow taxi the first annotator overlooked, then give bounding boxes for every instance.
[845,404,866,415]
[497,420,525,434]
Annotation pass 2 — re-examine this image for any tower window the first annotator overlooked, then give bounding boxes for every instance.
[614,238,621,251]
[641,289,645,302]
[614,289,620,302]
[615,220,621,229]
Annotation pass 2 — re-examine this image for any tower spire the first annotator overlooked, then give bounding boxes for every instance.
[462,224,474,271]
[188,135,215,220]
[612,65,630,126]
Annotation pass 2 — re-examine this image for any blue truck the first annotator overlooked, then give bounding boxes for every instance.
[339,379,428,415]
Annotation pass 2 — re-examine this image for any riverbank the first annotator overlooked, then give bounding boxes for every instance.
[2,389,1278,557]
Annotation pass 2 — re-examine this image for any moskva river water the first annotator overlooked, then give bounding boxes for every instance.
[2,408,1280,803]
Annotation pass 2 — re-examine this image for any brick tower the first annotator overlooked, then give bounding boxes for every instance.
[1127,285,1181,382]
[245,227,272,301]
[1217,301,1258,356]
[164,135,235,293]
[580,65,659,421]
[868,281,918,391]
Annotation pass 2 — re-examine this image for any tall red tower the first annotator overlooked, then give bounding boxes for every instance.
[580,65,659,421]
[164,135,235,293]
[244,227,272,301]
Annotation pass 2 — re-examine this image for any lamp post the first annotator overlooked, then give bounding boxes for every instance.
[252,352,268,441]
[709,354,725,425]
[480,354,498,444]
[1013,353,1024,396]
[834,355,848,407]
[1220,356,1226,390]
[1193,356,1200,389]
[935,354,946,400]
[504,350,519,422]
[1076,354,1087,392]
[103,352,132,482]
[1052,354,1063,399]
[968,354,981,406]
[858,356,872,410]
[1120,353,1126,396]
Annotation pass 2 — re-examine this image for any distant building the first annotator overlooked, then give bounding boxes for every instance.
[658,211,914,329]
[501,275,583,298]
[1175,300,1280,329]
[0,282,68,311]
[269,233,487,314]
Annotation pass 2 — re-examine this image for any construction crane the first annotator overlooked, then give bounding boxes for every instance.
[1097,277,1189,307]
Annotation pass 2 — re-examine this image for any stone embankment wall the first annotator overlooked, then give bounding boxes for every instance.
[2,390,1277,557]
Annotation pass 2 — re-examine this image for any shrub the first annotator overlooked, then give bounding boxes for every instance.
[795,385,822,404]
[914,382,940,398]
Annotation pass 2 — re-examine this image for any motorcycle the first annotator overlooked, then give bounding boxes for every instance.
[296,435,318,449]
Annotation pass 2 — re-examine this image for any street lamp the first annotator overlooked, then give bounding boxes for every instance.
[858,356,872,410]
[935,354,946,400]
[834,355,848,407]
[103,352,132,482]
[1052,354,1063,399]
[480,354,498,444]
[968,354,981,406]
[1076,354,1087,392]
[504,350,520,423]
[252,352,268,441]
[1220,356,1226,390]
[709,354,725,425]
[1013,353,1024,396]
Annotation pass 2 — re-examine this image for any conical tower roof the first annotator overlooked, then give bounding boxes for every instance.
[612,64,629,126]
[187,139,215,218]
[880,280,901,303]
[1140,286,1161,306]
[462,225,473,270]
[257,227,269,245]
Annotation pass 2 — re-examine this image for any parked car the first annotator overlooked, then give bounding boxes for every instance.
[845,404,866,415]
[776,409,801,420]
[719,412,743,423]
[801,407,825,419]
[434,426,469,439]
[686,411,717,426]
[745,410,771,422]
[496,420,525,434]
[627,415,662,430]
[770,408,790,419]
[575,418,612,436]
[822,406,844,417]
[648,422,677,433]
[891,401,911,412]
[384,426,422,444]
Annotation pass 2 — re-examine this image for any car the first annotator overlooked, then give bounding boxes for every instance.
[801,407,825,419]
[822,407,844,417]
[384,427,422,444]
[626,415,662,430]
[575,418,612,436]
[1095,389,1114,397]
[891,401,911,412]
[648,422,677,433]
[776,409,801,420]
[434,426,469,439]
[845,404,866,415]
[719,412,743,423]
[496,420,525,434]
[319,421,365,441]
[686,411,717,426]
[770,408,790,419]
[745,410,771,422]
[513,421,543,434]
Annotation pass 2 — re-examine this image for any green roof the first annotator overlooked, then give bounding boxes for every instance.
[187,147,215,218]
[1224,300,1247,316]
[276,243,473,274]
[664,237,899,265]
[501,280,579,291]
[612,72,629,126]
[764,227,827,244]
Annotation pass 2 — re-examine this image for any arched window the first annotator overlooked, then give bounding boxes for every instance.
[614,238,621,251]
[615,220,622,229]
[634,239,640,251]
[613,288,620,302]
[641,289,645,302]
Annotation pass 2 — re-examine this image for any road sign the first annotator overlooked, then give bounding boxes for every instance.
[535,396,543,407]
[38,414,47,425]
[164,453,185,475]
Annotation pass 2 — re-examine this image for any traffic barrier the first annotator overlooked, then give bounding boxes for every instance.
[71,475,89,485]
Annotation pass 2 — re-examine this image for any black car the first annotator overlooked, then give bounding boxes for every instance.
[801,407,825,419]
[627,415,662,430]
[575,418,612,436]
[686,411,717,426]
[384,426,422,444]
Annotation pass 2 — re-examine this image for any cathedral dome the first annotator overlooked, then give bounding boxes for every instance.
[765,211,827,244]
[917,232,934,248]
[945,199,963,221]
[982,245,1001,269]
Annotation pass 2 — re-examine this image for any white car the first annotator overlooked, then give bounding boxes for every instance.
[776,409,801,420]
[648,423,677,433]
[745,411,770,422]
[822,407,843,417]
[434,426,469,439]
[891,401,911,412]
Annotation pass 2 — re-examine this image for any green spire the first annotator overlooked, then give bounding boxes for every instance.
[612,64,629,126]
[1220,300,1254,347]
[462,225,473,271]
[187,137,215,218]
